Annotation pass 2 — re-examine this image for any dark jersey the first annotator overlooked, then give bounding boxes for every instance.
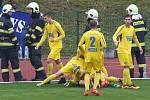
[132,14,147,48]
[0,14,18,49]
[25,13,45,47]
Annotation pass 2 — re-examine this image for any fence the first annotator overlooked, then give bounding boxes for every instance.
[41,11,150,58]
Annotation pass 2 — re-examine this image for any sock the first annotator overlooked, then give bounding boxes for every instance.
[93,73,101,89]
[42,74,56,85]
[58,63,65,78]
[102,66,108,77]
[126,68,132,85]
[108,76,118,82]
[100,72,105,81]
[58,63,63,69]
[47,63,53,77]
[123,68,132,85]
[84,73,90,91]
[123,68,128,85]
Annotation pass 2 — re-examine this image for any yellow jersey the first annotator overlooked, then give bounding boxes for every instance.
[78,29,106,61]
[76,44,85,59]
[113,24,140,53]
[67,57,84,68]
[60,56,84,75]
[99,32,107,49]
[37,20,65,49]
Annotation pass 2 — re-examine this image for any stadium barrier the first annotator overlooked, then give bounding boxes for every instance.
[0,57,149,82]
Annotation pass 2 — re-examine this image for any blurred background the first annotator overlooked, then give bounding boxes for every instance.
[1,0,150,58]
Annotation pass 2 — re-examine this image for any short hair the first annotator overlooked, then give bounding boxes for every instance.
[89,19,97,28]
[43,13,51,17]
[123,14,131,19]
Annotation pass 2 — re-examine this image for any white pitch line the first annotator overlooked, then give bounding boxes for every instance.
[0,80,59,84]
[0,78,149,84]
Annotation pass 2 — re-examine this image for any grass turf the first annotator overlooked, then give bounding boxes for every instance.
[0,80,150,100]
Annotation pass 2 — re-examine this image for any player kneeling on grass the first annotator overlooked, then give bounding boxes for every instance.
[65,68,122,89]
[112,14,143,89]
[64,48,122,89]
[36,48,85,87]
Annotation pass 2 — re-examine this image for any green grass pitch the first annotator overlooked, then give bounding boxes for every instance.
[0,80,150,100]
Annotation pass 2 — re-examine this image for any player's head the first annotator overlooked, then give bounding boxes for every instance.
[43,13,53,23]
[89,19,98,29]
[124,14,132,26]
[2,4,14,16]
[86,9,98,21]
[126,4,138,15]
[26,2,39,14]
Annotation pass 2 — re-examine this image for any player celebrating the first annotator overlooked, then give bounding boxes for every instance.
[36,47,85,87]
[64,70,123,89]
[113,14,143,89]
[85,9,108,77]
[78,19,106,96]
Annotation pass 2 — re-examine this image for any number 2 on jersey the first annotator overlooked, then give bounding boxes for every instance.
[90,36,95,47]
